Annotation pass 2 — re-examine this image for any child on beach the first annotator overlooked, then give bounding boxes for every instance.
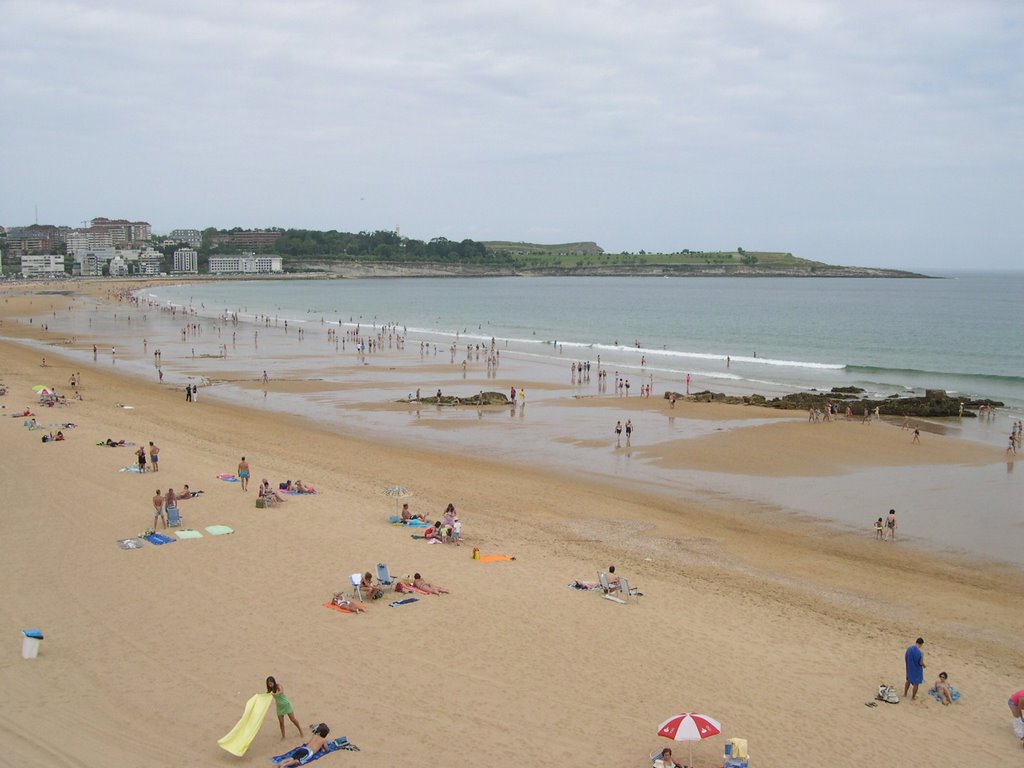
[874,517,884,540]
[266,676,304,740]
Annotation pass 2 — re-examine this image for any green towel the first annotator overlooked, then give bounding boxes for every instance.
[205,525,234,536]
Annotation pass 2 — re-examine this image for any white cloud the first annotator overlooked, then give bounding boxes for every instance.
[1,0,1021,268]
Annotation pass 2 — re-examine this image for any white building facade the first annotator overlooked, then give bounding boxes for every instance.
[170,229,202,247]
[21,253,65,278]
[173,248,198,274]
[208,254,283,274]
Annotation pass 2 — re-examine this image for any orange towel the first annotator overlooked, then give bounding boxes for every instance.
[477,554,515,563]
[323,601,357,614]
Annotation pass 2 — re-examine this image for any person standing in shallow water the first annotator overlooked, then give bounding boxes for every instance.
[885,509,897,541]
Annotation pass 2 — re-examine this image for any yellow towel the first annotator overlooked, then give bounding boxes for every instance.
[729,738,748,759]
[218,693,274,756]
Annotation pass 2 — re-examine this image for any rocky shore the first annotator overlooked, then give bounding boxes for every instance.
[668,387,1003,417]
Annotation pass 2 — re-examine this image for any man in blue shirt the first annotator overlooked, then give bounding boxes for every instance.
[904,637,926,700]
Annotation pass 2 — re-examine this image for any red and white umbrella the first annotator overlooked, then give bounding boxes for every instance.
[657,713,721,766]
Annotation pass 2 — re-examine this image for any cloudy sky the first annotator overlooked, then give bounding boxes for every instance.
[2,1,1022,270]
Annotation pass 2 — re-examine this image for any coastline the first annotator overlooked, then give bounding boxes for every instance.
[1,281,1022,767]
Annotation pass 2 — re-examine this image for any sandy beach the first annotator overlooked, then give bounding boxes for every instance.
[1,280,1022,767]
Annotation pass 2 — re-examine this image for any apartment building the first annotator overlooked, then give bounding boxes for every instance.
[208,254,283,274]
[66,227,114,257]
[169,229,202,247]
[20,253,65,278]
[173,248,198,274]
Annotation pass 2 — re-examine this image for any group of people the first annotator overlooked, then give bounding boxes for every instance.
[150,485,202,529]
[874,509,898,541]
[135,441,161,472]
[332,569,450,613]
[614,419,634,446]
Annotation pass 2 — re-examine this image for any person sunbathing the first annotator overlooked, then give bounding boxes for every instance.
[260,480,285,504]
[179,484,204,499]
[294,480,315,494]
[424,522,445,542]
[280,722,331,766]
[104,438,127,446]
[931,672,954,705]
[54,431,65,441]
[413,573,449,594]
[332,593,367,612]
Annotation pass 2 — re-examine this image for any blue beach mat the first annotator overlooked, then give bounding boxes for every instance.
[388,597,419,607]
[928,686,961,703]
[271,738,360,764]
[143,533,176,545]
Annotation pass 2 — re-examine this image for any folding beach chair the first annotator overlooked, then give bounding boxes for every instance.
[350,572,364,601]
[166,505,182,527]
[376,563,394,586]
[598,572,626,604]
[619,577,641,604]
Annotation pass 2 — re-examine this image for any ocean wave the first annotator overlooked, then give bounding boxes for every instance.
[847,365,1024,385]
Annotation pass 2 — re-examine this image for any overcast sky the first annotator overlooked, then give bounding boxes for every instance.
[2,1,1022,270]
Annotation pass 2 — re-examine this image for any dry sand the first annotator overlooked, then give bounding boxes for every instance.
[0,281,1022,767]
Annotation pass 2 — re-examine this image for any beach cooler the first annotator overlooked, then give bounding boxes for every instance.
[21,629,43,659]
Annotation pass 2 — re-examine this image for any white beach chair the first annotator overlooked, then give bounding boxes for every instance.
[350,572,364,601]
[599,572,626,604]
[619,577,641,603]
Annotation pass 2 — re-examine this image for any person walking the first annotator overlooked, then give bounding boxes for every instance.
[238,457,250,492]
[185,384,192,402]
[904,637,926,701]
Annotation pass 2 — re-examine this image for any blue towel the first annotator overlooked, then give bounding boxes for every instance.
[143,533,176,545]
[388,597,419,607]
[928,685,961,703]
[271,738,359,764]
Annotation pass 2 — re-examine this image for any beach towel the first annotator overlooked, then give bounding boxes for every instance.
[118,537,145,549]
[119,466,144,473]
[323,601,358,615]
[388,597,419,607]
[928,686,961,703]
[271,738,360,764]
[568,581,602,591]
[143,533,176,545]
[218,474,239,482]
[176,529,204,540]
[477,554,515,563]
[410,534,426,540]
[205,525,234,536]
[218,693,274,757]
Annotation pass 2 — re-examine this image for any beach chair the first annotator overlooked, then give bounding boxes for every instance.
[599,572,626,604]
[166,505,181,527]
[619,577,641,603]
[723,737,749,768]
[350,572,364,601]
[376,562,394,586]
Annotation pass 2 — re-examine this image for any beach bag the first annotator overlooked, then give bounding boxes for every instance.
[877,685,899,704]
[255,498,265,509]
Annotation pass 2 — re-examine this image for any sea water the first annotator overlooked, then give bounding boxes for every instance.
[146,273,1024,410]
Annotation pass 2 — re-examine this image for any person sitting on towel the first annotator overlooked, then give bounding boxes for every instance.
[281,722,331,766]
[932,672,954,705]
[179,484,203,499]
[400,503,426,522]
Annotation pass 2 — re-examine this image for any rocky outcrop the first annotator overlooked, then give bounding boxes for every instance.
[400,391,512,406]
[666,389,1003,417]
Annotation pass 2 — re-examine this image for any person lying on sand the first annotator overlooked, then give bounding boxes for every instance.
[294,480,315,494]
[412,573,449,594]
[280,723,331,767]
[332,593,368,612]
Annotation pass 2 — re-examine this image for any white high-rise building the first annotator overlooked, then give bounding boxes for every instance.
[173,248,198,274]
[208,254,283,274]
